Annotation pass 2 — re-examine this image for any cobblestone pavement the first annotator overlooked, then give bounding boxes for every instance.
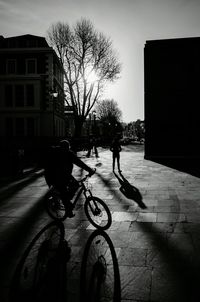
[1,144,200,301]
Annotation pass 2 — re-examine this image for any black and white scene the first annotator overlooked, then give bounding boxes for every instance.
[1,0,200,301]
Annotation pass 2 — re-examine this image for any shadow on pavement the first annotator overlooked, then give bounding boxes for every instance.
[0,169,44,201]
[150,157,200,178]
[80,229,121,302]
[0,189,49,291]
[138,221,200,302]
[114,171,147,209]
[9,221,68,302]
[9,222,121,302]
[96,170,147,210]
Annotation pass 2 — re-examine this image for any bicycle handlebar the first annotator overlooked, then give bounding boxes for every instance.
[78,168,96,183]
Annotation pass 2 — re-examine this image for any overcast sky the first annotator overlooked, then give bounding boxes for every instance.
[1,0,200,122]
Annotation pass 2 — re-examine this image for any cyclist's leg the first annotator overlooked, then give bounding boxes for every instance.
[68,176,79,198]
[56,184,75,218]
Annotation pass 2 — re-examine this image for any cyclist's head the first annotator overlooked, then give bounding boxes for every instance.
[59,139,70,151]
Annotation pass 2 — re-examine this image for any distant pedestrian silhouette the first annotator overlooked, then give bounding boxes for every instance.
[87,136,99,158]
[110,136,122,172]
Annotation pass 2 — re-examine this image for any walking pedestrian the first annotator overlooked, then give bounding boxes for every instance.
[110,135,122,172]
[86,136,99,158]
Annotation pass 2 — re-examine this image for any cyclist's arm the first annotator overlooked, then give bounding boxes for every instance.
[72,152,94,175]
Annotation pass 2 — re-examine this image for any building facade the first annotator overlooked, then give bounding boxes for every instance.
[0,34,66,175]
[144,37,200,162]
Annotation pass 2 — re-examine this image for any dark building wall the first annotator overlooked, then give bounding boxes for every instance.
[0,35,66,176]
[144,37,200,160]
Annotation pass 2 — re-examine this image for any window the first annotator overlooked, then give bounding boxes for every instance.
[27,118,35,136]
[7,59,16,74]
[16,118,24,136]
[26,59,36,74]
[26,84,34,106]
[5,118,13,136]
[15,85,24,107]
[5,85,13,107]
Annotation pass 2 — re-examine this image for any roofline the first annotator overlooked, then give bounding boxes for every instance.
[145,36,200,45]
[2,34,46,40]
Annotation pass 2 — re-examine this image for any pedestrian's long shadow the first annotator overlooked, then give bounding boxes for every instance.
[114,171,147,209]
[96,171,147,211]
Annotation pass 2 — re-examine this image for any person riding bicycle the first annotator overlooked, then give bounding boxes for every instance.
[44,139,95,217]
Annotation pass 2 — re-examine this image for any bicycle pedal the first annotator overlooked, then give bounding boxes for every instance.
[67,211,75,218]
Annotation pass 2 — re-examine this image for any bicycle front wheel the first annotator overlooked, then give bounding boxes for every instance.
[84,196,112,230]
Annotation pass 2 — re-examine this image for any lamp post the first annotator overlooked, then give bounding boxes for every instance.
[49,90,58,137]
[92,110,96,136]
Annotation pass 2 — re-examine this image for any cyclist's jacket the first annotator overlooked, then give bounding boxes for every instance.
[44,146,91,187]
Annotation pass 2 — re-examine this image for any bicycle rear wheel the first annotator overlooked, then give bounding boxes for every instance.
[10,221,65,302]
[45,192,68,221]
[80,229,121,302]
[84,196,112,230]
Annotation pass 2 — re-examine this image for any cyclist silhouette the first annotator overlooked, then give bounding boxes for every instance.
[44,140,95,217]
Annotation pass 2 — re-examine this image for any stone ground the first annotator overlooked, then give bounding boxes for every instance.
[1,144,200,301]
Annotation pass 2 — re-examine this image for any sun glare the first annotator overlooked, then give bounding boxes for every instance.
[86,69,98,85]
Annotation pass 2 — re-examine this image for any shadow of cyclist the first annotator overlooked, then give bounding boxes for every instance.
[114,171,147,209]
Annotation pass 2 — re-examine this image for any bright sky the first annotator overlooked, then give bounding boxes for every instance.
[1,0,200,123]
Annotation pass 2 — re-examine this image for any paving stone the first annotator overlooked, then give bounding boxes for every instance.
[129,231,167,250]
[137,212,157,222]
[107,230,132,248]
[112,211,138,222]
[129,221,153,232]
[120,266,151,301]
[118,247,147,266]
[157,212,186,223]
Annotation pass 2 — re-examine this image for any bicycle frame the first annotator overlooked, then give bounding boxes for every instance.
[71,176,93,209]
[72,175,101,217]
[46,170,112,229]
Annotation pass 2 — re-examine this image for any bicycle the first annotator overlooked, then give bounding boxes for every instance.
[45,172,112,230]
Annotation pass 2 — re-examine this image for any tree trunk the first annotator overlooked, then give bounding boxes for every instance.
[74,116,84,138]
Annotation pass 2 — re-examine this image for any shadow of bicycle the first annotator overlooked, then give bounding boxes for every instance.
[9,220,69,302]
[10,222,121,302]
[80,229,121,302]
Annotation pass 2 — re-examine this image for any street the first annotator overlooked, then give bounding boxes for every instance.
[1,144,200,301]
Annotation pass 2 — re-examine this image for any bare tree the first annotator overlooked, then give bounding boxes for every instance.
[96,99,122,122]
[47,18,121,137]
[95,99,122,138]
